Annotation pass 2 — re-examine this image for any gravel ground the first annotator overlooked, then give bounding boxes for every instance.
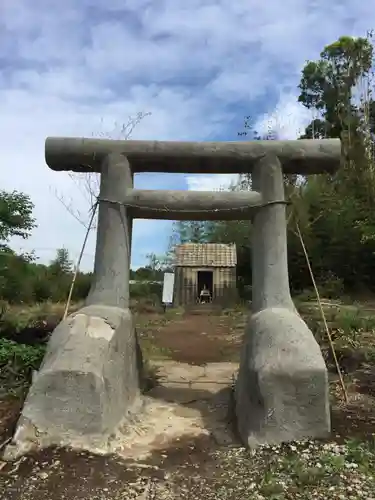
[1,309,375,499]
[1,435,374,499]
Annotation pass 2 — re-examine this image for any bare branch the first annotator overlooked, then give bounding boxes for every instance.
[52,111,151,229]
[51,186,97,230]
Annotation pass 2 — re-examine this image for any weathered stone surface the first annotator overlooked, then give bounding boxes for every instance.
[86,153,132,308]
[45,136,341,174]
[234,155,330,447]
[250,155,295,313]
[235,307,330,447]
[122,188,263,221]
[3,136,339,460]
[3,304,142,460]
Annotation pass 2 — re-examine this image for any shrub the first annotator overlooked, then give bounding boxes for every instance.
[316,272,345,299]
[0,339,45,395]
[130,282,162,300]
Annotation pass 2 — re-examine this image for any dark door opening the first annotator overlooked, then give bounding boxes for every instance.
[197,270,213,303]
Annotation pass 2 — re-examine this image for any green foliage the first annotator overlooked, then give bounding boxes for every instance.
[0,246,92,304]
[131,266,159,281]
[334,309,375,335]
[49,247,72,276]
[169,34,375,299]
[0,190,36,244]
[315,272,345,299]
[0,188,92,304]
[0,339,45,368]
[0,338,45,395]
[2,35,375,312]
[298,35,374,139]
[171,221,211,244]
[130,281,162,301]
[0,249,35,303]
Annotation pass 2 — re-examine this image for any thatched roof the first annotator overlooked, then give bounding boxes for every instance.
[174,243,237,267]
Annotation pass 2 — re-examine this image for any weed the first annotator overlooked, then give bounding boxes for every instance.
[0,339,45,396]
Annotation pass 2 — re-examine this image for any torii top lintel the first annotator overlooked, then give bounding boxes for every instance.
[45,137,342,175]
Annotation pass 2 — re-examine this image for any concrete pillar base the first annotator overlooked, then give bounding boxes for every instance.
[235,307,330,448]
[3,305,143,460]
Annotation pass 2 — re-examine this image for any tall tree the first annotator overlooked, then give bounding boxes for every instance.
[161,35,375,296]
[49,248,72,277]
[0,190,36,302]
[0,190,36,248]
[171,221,210,245]
[299,35,374,140]
[297,34,375,291]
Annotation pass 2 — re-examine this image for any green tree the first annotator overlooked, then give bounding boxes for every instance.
[0,190,36,248]
[298,35,374,140]
[0,248,35,303]
[49,248,72,276]
[0,190,93,304]
[164,35,375,297]
[0,190,37,302]
[144,253,173,276]
[45,248,73,302]
[171,221,210,244]
[296,34,375,292]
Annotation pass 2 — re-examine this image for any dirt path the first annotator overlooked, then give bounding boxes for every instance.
[1,311,375,499]
[109,360,239,461]
[2,374,375,500]
[138,310,244,364]
[0,359,239,500]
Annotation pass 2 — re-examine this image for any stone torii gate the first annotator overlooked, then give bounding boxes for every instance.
[5,136,342,458]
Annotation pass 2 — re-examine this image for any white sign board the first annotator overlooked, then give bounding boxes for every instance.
[162,272,175,304]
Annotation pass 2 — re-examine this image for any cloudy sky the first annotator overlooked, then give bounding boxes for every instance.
[0,0,371,270]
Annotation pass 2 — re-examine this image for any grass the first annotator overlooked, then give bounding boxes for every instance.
[1,295,375,366]
[2,296,375,379]
[0,301,188,399]
[297,299,375,366]
[135,307,183,360]
[0,300,175,397]
[157,438,375,499]
[1,297,375,499]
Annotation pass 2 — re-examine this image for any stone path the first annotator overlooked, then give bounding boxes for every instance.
[111,361,239,461]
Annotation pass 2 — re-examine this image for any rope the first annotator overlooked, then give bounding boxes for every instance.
[294,219,348,403]
[61,195,289,318]
[97,196,291,212]
[63,202,98,320]
[62,187,349,406]
[286,188,348,401]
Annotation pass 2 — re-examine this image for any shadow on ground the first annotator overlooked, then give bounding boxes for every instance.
[1,373,375,500]
[1,310,375,499]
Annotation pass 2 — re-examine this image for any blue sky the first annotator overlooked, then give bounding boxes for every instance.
[0,0,371,270]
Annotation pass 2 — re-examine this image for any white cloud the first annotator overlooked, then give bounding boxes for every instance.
[255,93,315,140]
[0,0,374,271]
[185,174,239,192]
